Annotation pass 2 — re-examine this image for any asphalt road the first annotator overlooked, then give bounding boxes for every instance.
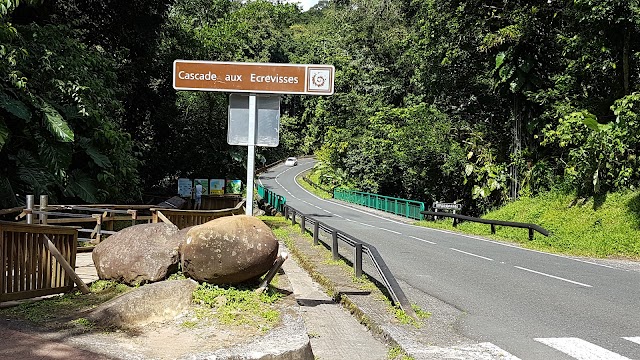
[259,158,640,360]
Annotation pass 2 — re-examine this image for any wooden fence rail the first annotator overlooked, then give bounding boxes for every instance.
[0,221,86,302]
[151,200,245,229]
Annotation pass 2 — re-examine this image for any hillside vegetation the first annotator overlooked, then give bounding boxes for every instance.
[2,0,639,222]
[417,191,640,260]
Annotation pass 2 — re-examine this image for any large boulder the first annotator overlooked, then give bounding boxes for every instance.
[87,279,198,328]
[181,215,278,284]
[93,222,182,285]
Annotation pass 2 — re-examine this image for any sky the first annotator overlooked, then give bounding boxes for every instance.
[282,0,320,11]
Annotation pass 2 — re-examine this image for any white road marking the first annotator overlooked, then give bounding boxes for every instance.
[413,342,521,360]
[407,225,624,271]
[450,248,494,261]
[358,223,376,228]
[379,227,401,234]
[571,258,619,270]
[334,214,344,218]
[269,161,624,275]
[408,235,437,245]
[534,337,631,360]
[515,266,592,288]
[623,337,640,345]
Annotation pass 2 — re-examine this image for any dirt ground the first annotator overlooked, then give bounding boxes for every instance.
[0,275,298,360]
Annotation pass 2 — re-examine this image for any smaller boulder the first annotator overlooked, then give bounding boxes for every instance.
[93,223,181,285]
[87,279,198,328]
[182,215,278,284]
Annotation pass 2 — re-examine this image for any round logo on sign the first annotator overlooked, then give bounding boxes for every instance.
[312,73,326,88]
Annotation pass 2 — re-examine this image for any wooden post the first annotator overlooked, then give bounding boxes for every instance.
[156,211,175,227]
[300,215,306,234]
[43,235,90,294]
[332,230,338,260]
[92,214,102,243]
[129,209,138,226]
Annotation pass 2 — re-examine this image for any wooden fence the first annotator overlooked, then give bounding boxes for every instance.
[0,221,81,302]
[151,200,245,229]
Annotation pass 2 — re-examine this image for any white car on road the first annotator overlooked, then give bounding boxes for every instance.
[284,157,298,166]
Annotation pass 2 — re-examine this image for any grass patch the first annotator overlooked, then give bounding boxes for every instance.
[298,170,333,199]
[192,283,284,332]
[416,190,640,259]
[70,317,95,330]
[0,280,132,324]
[263,217,430,327]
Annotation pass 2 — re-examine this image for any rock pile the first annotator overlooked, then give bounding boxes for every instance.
[92,215,279,286]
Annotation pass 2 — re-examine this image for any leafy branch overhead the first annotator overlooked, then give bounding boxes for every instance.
[0,0,639,212]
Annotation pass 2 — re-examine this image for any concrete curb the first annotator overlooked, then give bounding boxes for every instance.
[180,313,313,360]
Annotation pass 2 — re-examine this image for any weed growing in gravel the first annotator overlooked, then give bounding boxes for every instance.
[388,345,414,360]
[192,283,284,331]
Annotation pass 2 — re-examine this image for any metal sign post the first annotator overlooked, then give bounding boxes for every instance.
[173,60,335,216]
[246,94,258,216]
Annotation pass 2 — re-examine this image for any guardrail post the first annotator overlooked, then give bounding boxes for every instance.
[528,228,534,241]
[491,224,496,234]
[354,243,363,278]
[300,215,306,234]
[313,220,319,245]
[284,206,288,220]
[332,230,339,260]
[291,210,296,226]
[452,217,458,227]
[39,195,48,225]
[26,195,34,224]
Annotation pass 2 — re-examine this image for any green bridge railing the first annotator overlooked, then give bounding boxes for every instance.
[256,184,286,213]
[333,188,425,220]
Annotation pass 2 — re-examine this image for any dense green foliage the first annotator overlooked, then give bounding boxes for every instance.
[1,0,639,213]
[417,190,640,259]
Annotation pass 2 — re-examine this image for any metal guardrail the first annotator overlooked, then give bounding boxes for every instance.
[284,204,417,320]
[334,188,425,220]
[420,211,550,240]
[256,184,286,213]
